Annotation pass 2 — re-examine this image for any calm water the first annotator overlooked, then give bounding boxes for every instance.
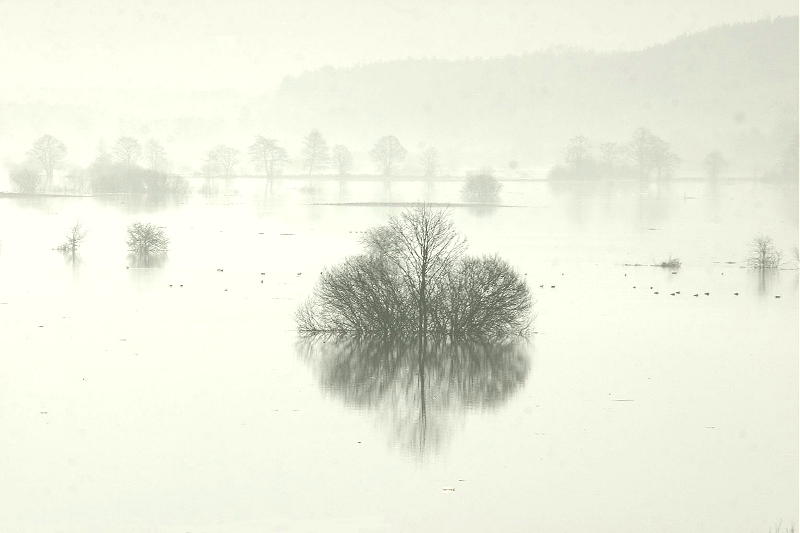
[1,178,797,532]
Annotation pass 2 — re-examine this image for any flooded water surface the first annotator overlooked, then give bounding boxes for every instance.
[1,178,797,532]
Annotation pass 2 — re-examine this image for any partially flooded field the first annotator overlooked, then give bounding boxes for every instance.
[1,177,797,532]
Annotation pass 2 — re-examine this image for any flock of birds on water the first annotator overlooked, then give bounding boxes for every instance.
[153,266,785,300]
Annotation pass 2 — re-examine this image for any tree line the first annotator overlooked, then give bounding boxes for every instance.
[7,131,443,194]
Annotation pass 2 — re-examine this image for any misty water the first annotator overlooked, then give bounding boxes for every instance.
[1,178,797,532]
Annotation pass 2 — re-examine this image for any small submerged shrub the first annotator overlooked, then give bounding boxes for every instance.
[657,257,681,269]
[747,236,782,269]
[56,223,86,257]
[297,205,531,339]
[127,222,168,266]
[461,172,501,203]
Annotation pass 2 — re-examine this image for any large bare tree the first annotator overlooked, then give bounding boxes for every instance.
[297,206,530,338]
[370,135,407,176]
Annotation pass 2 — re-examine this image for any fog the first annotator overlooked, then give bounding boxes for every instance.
[0,1,798,532]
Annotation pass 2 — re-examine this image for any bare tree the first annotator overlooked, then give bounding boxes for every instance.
[370,135,407,176]
[331,145,353,176]
[302,129,329,175]
[113,137,142,166]
[146,140,168,172]
[298,206,530,339]
[28,134,67,189]
[747,236,782,269]
[56,222,87,258]
[249,136,288,177]
[127,223,169,267]
[420,147,439,177]
[703,150,727,180]
[207,145,238,178]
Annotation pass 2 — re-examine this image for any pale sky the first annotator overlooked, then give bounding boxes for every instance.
[0,0,796,90]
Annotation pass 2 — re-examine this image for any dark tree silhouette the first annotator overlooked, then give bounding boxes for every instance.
[297,206,531,339]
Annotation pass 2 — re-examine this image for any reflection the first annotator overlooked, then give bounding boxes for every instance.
[754,268,779,296]
[465,203,500,217]
[95,191,188,213]
[298,336,530,456]
[127,253,167,268]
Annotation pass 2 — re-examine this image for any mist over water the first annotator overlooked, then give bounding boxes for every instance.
[0,176,796,532]
[1,1,798,531]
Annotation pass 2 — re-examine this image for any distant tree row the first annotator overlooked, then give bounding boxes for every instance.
[550,128,681,180]
[200,130,438,179]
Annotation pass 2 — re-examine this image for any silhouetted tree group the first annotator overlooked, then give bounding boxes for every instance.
[297,206,531,339]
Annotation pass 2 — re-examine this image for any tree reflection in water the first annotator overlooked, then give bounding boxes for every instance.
[298,336,530,456]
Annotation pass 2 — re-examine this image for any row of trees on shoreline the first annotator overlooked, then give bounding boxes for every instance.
[549,127,798,182]
[7,127,797,194]
[8,131,442,194]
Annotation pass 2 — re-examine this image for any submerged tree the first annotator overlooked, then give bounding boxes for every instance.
[331,144,353,176]
[28,134,67,189]
[127,222,168,266]
[461,172,502,203]
[56,222,87,259]
[302,129,329,175]
[747,236,782,269]
[370,135,407,176]
[297,206,531,339]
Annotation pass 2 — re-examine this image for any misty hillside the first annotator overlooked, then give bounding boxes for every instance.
[271,17,798,175]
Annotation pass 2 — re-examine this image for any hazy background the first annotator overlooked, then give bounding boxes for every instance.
[0,0,798,175]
